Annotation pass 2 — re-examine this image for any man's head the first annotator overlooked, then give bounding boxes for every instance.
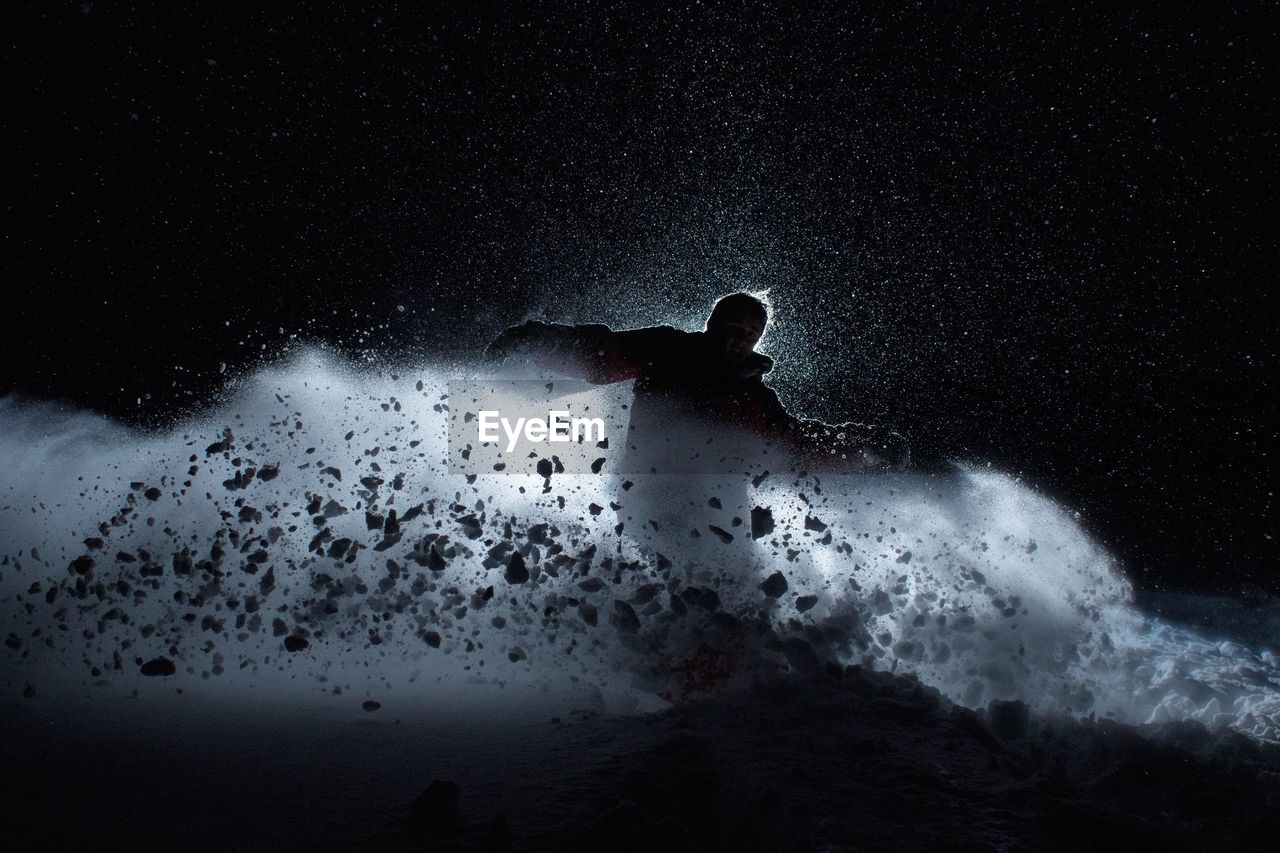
[705,291,769,366]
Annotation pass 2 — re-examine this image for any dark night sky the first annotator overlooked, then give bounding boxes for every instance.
[2,2,1275,593]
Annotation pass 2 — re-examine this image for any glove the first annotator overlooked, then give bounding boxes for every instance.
[484,321,547,363]
[825,422,910,470]
[857,427,910,469]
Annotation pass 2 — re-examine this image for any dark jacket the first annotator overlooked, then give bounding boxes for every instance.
[495,321,909,469]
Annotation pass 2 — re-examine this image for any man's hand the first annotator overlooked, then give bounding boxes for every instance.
[484,321,546,363]
[856,426,911,469]
[789,420,911,472]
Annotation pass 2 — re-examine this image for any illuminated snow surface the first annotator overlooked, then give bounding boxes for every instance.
[2,349,1278,743]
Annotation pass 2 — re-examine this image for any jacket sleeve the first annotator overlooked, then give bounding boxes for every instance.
[504,321,684,384]
[757,384,806,440]
[757,385,911,468]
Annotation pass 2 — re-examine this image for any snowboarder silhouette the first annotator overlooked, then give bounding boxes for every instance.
[484,291,910,472]
[486,292,908,701]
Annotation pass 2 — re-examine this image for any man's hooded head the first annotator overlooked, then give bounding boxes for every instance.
[705,291,769,368]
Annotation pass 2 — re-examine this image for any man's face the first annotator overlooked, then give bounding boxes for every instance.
[707,311,765,365]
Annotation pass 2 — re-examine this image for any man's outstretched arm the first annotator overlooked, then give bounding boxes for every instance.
[485,320,683,384]
[757,385,911,469]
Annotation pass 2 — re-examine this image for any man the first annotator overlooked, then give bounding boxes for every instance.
[486,292,906,699]
[484,292,909,472]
